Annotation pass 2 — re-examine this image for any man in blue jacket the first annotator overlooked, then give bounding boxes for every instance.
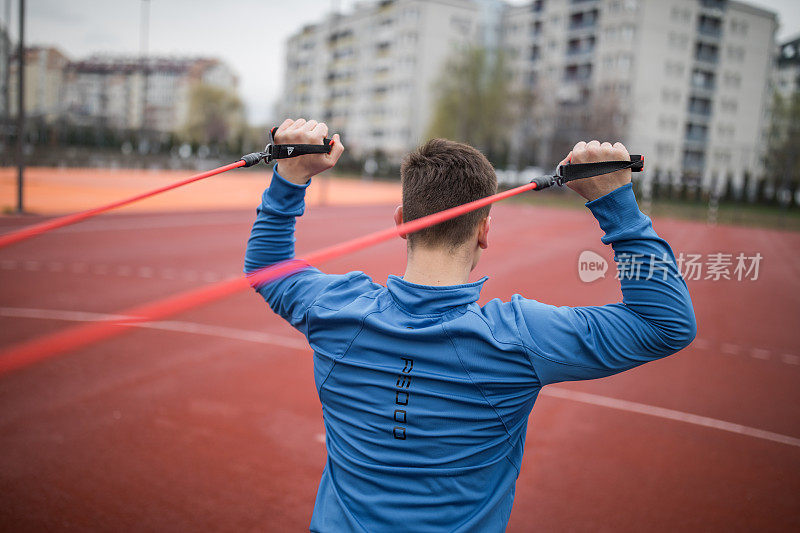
[245,118,696,532]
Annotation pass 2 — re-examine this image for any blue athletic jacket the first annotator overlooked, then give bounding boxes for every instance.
[244,168,696,532]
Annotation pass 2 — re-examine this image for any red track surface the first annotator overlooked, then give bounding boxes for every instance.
[0,202,798,531]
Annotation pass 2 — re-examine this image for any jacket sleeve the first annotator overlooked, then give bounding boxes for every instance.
[490,183,696,386]
[244,166,347,336]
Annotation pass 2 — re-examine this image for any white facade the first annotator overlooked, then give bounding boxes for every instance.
[502,0,777,189]
[9,47,70,121]
[281,0,489,157]
[282,0,778,185]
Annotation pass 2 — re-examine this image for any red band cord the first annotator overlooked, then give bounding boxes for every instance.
[0,160,246,249]
[0,180,539,376]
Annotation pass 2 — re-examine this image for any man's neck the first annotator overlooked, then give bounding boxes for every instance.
[402,244,474,287]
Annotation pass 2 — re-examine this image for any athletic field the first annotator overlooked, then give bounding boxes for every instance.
[0,168,798,531]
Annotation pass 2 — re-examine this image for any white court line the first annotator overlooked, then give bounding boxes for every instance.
[0,307,307,350]
[720,343,741,355]
[541,387,800,449]
[782,354,800,366]
[47,210,385,234]
[2,306,799,449]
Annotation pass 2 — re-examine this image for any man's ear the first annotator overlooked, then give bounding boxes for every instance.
[394,205,407,239]
[477,216,491,250]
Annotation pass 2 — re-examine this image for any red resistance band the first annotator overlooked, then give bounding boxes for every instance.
[0,132,334,250]
[0,180,540,376]
[0,160,246,249]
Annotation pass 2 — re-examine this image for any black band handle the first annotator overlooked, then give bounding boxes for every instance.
[558,155,644,182]
[531,155,645,190]
[269,127,333,159]
[240,127,334,167]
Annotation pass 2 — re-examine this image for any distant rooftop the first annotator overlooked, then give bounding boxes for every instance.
[66,56,225,75]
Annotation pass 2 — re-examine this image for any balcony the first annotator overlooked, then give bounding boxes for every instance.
[569,10,599,31]
[687,97,713,123]
[682,149,706,173]
[694,43,719,68]
[684,123,709,147]
[691,70,716,94]
[700,0,727,11]
[566,37,596,58]
[687,110,711,124]
[695,51,719,64]
[563,63,593,83]
[698,15,723,38]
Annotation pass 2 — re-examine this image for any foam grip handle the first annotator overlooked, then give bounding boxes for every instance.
[270,126,332,151]
[630,154,644,172]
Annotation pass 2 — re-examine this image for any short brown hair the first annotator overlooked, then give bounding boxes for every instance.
[400,139,497,248]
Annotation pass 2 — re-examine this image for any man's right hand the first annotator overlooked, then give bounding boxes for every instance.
[562,140,632,202]
[272,118,344,185]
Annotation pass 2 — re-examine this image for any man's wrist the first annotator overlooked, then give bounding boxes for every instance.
[275,163,311,185]
[585,183,645,238]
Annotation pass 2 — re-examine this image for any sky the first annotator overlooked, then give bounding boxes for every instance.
[9,0,800,125]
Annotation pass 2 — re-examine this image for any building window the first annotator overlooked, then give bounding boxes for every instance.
[688,96,712,116]
[723,71,741,88]
[563,63,593,81]
[569,10,599,30]
[683,149,705,171]
[668,32,688,50]
[720,99,738,113]
[695,42,719,63]
[620,25,635,41]
[726,46,745,62]
[698,15,723,38]
[691,68,715,90]
[730,19,749,36]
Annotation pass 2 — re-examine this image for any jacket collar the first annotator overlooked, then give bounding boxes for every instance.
[386,275,488,315]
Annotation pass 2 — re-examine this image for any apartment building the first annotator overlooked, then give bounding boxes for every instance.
[502,0,777,191]
[62,56,238,133]
[283,0,778,188]
[281,0,496,157]
[9,46,70,121]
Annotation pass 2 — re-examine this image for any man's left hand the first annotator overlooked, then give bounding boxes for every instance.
[272,118,344,184]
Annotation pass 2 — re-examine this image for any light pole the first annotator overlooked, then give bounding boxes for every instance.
[139,0,150,146]
[2,0,10,156]
[15,0,24,213]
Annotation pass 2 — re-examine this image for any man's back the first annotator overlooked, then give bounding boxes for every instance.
[306,274,536,531]
[244,124,695,531]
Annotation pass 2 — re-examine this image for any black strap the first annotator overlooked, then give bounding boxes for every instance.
[267,126,332,162]
[559,155,644,181]
[240,127,333,167]
[532,155,644,189]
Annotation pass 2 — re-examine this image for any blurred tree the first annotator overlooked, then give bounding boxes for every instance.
[763,90,800,206]
[181,83,246,153]
[427,46,517,165]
